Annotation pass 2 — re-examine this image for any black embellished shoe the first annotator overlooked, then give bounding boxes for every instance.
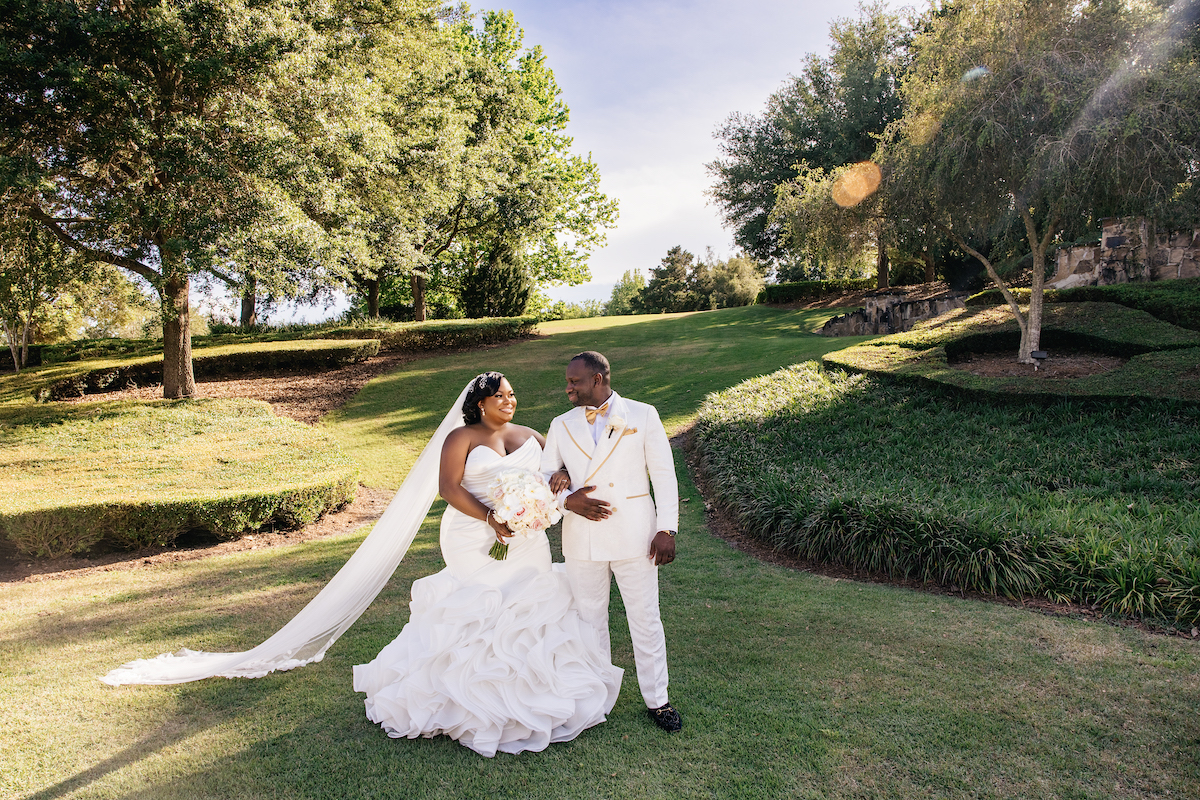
[648,703,682,733]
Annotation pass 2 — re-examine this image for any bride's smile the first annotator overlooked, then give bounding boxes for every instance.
[480,380,517,424]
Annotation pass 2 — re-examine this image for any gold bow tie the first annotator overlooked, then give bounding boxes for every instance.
[584,402,610,424]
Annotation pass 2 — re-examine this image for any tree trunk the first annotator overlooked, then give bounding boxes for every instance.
[1022,242,1046,363]
[411,270,427,322]
[922,252,936,283]
[161,271,196,399]
[1018,206,1056,365]
[19,314,30,368]
[947,229,1030,359]
[365,278,380,319]
[3,320,20,372]
[875,242,889,289]
[240,274,258,327]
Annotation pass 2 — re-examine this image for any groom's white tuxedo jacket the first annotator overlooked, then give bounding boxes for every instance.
[541,392,679,563]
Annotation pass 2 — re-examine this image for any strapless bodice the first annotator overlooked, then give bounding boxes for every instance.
[460,436,541,500]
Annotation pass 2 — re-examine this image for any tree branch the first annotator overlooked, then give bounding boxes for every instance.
[424,199,468,260]
[942,224,1028,339]
[205,265,239,288]
[25,206,159,282]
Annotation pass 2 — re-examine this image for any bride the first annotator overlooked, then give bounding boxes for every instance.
[102,371,620,758]
[352,372,621,756]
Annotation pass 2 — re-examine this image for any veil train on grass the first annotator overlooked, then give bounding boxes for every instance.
[101,381,472,686]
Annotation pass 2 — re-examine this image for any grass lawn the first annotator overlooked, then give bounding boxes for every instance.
[3,306,1198,798]
[321,306,869,487]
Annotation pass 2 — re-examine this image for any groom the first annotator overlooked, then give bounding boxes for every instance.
[542,351,682,733]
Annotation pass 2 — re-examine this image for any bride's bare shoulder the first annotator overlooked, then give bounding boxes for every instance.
[515,424,545,448]
[443,425,481,452]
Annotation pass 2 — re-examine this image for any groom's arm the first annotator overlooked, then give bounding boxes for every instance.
[644,405,679,533]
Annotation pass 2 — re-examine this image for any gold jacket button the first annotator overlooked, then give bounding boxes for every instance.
[609,482,614,487]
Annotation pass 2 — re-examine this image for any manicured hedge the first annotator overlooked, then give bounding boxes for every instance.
[310,316,538,351]
[880,303,1200,355]
[39,339,380,401]
[693,363,1200,626]
[966,278,1200,331]
[0,399,359,556]
[822,304,1200,402]
[758,278,876,305]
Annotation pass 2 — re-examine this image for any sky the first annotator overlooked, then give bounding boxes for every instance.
[475,0,868,304]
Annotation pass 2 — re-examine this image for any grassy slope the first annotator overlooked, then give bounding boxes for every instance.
[322,307,867,488]
[825,303,1200,402]
[2,307,1198,798]
[0,339,379,407]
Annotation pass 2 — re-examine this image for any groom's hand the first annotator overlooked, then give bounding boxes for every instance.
[649,531,676,566]
[564,486,612,521]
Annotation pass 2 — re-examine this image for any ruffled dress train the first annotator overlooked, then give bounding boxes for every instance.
[352,438,622,757]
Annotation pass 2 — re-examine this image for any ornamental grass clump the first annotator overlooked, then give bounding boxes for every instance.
[694,363,1200,626]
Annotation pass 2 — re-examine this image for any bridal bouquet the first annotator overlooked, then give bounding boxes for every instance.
[485,468,562,560]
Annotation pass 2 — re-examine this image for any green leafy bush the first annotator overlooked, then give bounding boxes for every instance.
[758,278,876,304]
[311,316,537,351]
[0,399,359,556]
[966,278,1200,331]
[694,363,1200,625]
[41,339,380,401]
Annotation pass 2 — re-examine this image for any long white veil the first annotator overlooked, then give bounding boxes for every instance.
[101,381,473,686]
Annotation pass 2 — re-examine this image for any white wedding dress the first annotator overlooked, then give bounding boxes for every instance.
[352,437,623,757]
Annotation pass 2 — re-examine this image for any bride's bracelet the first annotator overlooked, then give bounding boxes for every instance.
[486,509,494,528]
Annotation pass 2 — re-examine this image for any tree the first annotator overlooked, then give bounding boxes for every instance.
[887,0,1200,362]
[707,2,909,266]
[357,10,617,321]
[0,216,85,370]
[633,246,696,313]
[710,255,766,308]
[457,240,533,318]
[771,163,881,282]
[0,0,379,396]
[605,270,645,316]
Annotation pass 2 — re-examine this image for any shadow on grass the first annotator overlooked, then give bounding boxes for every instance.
[25,713,223,800]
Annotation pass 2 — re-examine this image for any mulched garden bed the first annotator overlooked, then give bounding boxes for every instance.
[949,351,1129,379]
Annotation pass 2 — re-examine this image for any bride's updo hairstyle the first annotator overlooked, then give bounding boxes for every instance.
[462,371,505,425]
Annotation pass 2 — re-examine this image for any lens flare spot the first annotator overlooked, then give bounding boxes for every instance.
[831,162,882,208]
[961,65,991,82]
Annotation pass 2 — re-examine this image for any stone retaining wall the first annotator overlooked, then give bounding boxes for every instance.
[1049,218,1200,289]
[820,292,966,336]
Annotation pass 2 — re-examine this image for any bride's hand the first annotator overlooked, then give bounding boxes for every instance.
[487,511,515,541]
[548,469,570,494]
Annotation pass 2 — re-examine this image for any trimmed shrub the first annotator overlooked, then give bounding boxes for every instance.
[41,339,380,400]
[693,363,1200,626]
[966,278,1200,331]
[0,399,359,556]
[758,278,876,305]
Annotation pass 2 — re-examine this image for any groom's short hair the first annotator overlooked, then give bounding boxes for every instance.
[571,351,610,378]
